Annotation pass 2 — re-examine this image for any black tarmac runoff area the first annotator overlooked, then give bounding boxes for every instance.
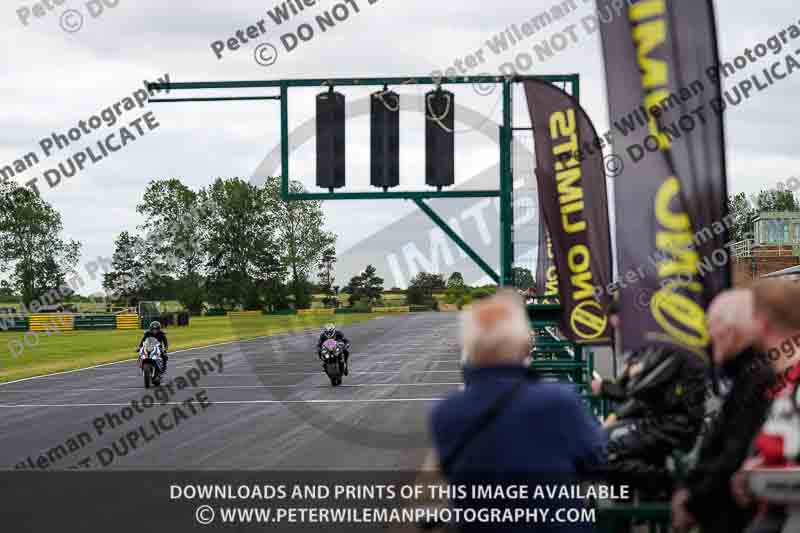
[0,313,464,470]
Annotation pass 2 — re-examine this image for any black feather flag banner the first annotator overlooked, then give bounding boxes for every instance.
[596,0,730,359]
[525,80,613,345]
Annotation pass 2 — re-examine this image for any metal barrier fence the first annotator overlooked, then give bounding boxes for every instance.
[74,315,116,330]
[0,313,137,332]
[28,314,73,332]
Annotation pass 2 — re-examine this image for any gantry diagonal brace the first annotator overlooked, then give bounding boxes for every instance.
[414,199,500,284]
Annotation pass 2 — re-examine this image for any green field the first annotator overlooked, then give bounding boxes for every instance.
[310,292,408,307]
[0,314,377,383]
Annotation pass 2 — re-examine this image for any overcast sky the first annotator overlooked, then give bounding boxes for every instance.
[2,0,797,293]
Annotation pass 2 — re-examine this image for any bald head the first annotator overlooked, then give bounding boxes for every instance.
[707,289,757,364]
[460,290,531,366]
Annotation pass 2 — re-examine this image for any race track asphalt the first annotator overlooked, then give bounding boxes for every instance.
[0,313,462,470]
[0,312,615,471]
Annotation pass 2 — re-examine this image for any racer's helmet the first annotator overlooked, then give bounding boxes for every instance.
[149,321,162,332]
[323,323,336,338]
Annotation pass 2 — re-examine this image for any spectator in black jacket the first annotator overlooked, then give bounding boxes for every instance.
[601,344,706,497]
[671,289,776,533]
[590,352,641,427]
[591,299,706,497]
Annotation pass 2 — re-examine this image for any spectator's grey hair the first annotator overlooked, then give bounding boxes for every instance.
[460,290,531,366]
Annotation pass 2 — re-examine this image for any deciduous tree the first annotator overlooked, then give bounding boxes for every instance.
[728,192,756,242]
[138,179,207,313]
[407,272,445,306]
[264,177,336,310]
[360,265,384,304]
[102,231,145,306]
[0,182,81,307]
[511,267,535,289]
[200,178,281,309]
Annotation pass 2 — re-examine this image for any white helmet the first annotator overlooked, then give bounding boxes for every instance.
[323,323,336,338]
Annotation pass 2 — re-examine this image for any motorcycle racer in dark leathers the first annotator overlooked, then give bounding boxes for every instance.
[139,321,169,371]
[318,323,350,375]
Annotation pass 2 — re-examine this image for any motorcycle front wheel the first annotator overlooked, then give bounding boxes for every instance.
[143,363,153,389]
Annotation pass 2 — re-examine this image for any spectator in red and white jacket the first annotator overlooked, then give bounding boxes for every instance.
[723,280,800,533]
[671,289,776,533]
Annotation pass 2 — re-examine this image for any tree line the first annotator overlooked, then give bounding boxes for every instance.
[102,177,335,314]
[727,189,799,242]
[0,175,535,312]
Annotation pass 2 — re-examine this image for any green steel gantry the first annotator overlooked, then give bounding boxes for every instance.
[149,74,579,288]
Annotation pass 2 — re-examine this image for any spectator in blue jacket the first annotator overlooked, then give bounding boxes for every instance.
[430,291,607,532]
